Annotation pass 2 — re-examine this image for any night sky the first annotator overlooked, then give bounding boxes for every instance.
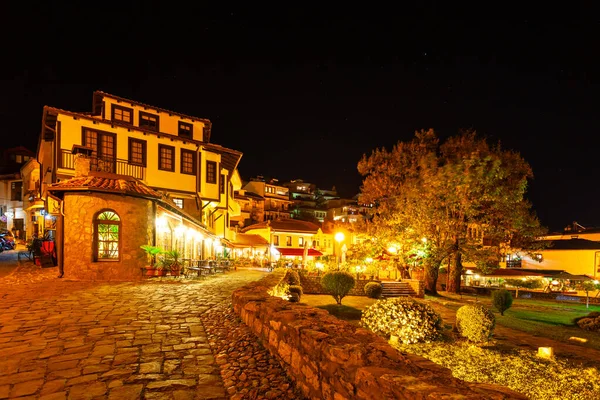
[1,4,598,232]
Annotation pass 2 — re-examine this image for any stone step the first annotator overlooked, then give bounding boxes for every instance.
[381,282,417,297]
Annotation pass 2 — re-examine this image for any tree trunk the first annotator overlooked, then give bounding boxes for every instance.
[447,250,463,293]
[424,260,440,295]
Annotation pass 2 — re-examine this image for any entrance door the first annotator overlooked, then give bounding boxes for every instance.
[13,218,24,239]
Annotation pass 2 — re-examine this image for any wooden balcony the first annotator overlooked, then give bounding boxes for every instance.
[60,150,145,180]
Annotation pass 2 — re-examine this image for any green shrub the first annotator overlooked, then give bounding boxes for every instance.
[321,271,356,305]
[364,282,383,298]
[361,298,443,344]
[284,269,301,285]
[456,304,496,343]
[491,289,513,315]
[288,285,303,299]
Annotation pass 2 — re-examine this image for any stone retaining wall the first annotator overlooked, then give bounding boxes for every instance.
[232,272,525,399]
[299,274,378,296]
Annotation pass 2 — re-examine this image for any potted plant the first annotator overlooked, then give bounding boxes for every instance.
[160,250,182,276]
[141,245,162,276]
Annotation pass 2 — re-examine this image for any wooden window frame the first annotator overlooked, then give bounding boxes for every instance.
[219,174,226,194]
[139,111,159,131]
[111,104,133,125]
[93,209,121,262]
[128,138,147,167]
[286,236,292,246]
[206,161,217,184]
[158,144,175,172]
[299,237,304,247]
[180,149,196,175]
[178,121,193,139]
[273,235,279,246]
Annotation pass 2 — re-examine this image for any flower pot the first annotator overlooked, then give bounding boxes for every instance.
[145,266,157,276]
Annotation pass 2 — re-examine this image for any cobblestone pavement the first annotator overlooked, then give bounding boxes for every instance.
[0,266,303,400]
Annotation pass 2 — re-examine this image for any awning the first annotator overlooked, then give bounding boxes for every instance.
[275,247,323,257]
[229,233,270,248]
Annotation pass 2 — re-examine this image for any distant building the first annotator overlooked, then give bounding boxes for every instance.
[0,147,36,237]
[242,176,292,221]
[231,189,265,228]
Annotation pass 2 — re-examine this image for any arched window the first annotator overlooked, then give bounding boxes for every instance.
[94,209,120,261]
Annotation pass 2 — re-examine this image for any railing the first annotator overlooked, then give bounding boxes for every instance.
[60,150,145,180]
[506,259,522,268]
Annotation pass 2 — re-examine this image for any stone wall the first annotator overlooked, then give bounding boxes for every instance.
[299,274,379,296]
[232,273,525,399]
[63,192,154,281]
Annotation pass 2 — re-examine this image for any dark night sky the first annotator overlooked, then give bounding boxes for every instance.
[1,4,599,232]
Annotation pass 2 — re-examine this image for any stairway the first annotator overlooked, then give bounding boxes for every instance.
[381,281,417,298]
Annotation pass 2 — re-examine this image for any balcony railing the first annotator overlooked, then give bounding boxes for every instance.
[60,150,145,180]
[506,259,522,268]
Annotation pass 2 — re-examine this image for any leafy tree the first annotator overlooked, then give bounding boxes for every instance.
[504,278,543,298]
[321,271,356,305]
[578,280,600,309]
[491,289,513,315]
[357,129,545,294]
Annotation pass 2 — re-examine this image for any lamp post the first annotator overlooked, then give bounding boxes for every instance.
[335,232,345,269]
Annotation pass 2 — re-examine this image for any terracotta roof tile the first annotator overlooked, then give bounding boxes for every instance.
[48,172,162,199]
[231,233,270,247]
[241,218,320,234]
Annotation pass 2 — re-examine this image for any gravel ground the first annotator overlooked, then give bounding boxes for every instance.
[201,300,305,400]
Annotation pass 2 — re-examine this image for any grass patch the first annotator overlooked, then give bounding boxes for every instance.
[301,295,377,323]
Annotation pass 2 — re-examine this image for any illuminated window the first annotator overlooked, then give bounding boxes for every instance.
[112,105,132,124]
[273,235,279,246]
[206,161,217,184]
[534,253,543,262]
[159,144,175,172]
[128,138,146,166]
[286,236,292,246]
[299,237,304,246]
[179,121,193,138]
[180,149,196,175]
[173,198,184,209]
[139,111,159,131]
[94,210,120,261]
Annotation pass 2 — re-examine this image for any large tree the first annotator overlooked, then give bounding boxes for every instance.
[358,129,544,294]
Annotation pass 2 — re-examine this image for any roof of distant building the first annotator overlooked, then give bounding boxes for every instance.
[539,238,600,250]
[231,233,270,247]
[241,218,320,234]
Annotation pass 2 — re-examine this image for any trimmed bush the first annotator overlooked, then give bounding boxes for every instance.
[575,311,600,332]
[321,271,356,305]
[456,304,496,343]
[361,298,443,344]
[288,285,303,300]
[284,269,301,286]
[364,282,383,298]
[491,289,513,315]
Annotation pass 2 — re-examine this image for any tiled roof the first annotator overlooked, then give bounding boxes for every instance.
[47,171,162,199]
[231,233,270,247]
[241,218,320,234]
[540,238,600,250]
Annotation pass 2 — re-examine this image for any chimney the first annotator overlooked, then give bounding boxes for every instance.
[72,145,94,177]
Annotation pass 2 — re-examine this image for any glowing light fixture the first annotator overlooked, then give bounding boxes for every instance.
[387,246,397,254]
[335,232,345,243]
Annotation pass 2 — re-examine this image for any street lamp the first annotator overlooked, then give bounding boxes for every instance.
[335,232,345,269]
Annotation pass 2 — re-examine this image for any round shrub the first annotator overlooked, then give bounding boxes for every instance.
[491,289,513,315]
[456,304,496,343]
[364,282,383,299]
[288,285,303,300]
[361,298,443,344]
[575,312,600,332]
[321,271,356,305]
[284,270,301,286]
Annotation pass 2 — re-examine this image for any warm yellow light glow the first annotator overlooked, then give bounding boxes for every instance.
[174,224,185,236]
[155,216,167,230]
[387,246,397,254]
[365,257,373,263]
[335,232,345,243]
[315,262,324,270]
[474,274,480,279]
[421,237,427,243]
[594,280,599,284]
[187,227,195,236]
[213,238,221,246]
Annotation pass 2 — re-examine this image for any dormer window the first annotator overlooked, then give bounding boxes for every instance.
[178,121,193,139]
[139,111,159,131]
[111,105,133,124]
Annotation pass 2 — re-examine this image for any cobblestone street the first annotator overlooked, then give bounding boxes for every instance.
[0,266,301,400]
